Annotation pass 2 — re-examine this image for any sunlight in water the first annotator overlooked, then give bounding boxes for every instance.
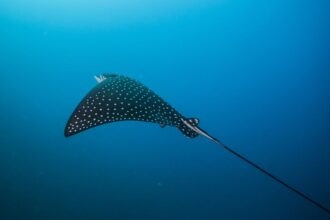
[0,0,221,27]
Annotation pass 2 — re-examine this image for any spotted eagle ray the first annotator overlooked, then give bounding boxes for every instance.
[65,73,330,214]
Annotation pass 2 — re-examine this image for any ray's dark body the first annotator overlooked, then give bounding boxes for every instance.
[65,74,198,138]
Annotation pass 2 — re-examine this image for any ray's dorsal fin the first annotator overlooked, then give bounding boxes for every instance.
[177,118,200,138]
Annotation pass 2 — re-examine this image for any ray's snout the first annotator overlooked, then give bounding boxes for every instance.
[94,73,119,83]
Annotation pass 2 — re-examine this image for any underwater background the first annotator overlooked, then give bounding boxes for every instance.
[1,0,330,219]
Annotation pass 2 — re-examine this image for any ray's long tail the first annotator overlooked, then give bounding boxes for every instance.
[196,126,330,215]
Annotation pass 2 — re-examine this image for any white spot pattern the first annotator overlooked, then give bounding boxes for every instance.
[65,74,199,138]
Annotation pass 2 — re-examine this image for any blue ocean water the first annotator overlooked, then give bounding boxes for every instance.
[1,0,330,219]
